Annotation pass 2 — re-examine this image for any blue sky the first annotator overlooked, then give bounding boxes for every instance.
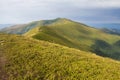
[0,0,120,24]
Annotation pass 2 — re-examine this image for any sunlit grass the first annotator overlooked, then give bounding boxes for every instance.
[1,33,120,80]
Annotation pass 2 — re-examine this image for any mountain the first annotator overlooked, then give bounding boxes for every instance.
[101,28,120,35]
[1,18,120,60]
[87,23,120,35]
[0,24,37,34]
[0,24,14,29]
[24,18,120,60]
[1,33,120,80]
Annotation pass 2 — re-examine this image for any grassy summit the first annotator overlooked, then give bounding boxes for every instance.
[1,18,120,60]
[24,18,120,60]
[0,33,120,80]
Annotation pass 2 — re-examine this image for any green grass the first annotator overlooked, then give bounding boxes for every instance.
[1,33,120,80]
[2,18,120,60]
[24,18,120,60]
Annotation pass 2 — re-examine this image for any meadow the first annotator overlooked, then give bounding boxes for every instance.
[1,33,120,80]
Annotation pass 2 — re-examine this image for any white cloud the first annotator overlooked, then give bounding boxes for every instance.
[0,0,120,23]
[68,0,120,8]
[1,0,120,9]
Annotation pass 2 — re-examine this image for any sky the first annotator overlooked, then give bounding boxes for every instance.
[1,0,120,24]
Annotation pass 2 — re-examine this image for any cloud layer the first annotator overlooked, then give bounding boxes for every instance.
[0,0,120,23]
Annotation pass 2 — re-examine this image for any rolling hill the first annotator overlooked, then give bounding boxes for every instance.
[1,33,120,80]
[1,18,120,60]
[24,18,120,60]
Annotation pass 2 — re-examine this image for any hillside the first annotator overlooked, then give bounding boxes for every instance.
[1,33,120,80]
[24,18,120,60]
[1,18,120,60]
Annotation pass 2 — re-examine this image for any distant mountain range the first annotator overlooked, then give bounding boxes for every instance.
[0,24,14,29]
[88,23,120,35]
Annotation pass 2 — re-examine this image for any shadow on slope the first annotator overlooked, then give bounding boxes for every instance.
[91,40,120,60]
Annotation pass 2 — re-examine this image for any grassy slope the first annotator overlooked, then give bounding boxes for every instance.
[24,18,120,60]
[1,33,120,80]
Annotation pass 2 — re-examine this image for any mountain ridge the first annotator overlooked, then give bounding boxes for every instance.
[0,18,91,34]
[1,18,120,60]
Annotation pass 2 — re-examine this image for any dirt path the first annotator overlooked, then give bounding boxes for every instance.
[0,50,7,80]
